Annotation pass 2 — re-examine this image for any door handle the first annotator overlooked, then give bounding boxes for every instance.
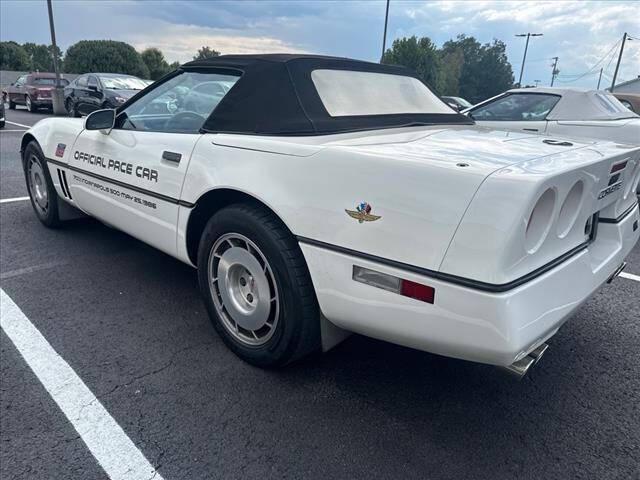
[162,151,182,163]
[523,128,538,132]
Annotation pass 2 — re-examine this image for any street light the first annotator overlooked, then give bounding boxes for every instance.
[610,33,633,92]
[46,0,65,115]
[515,33,543,87]
[380,0,390,63]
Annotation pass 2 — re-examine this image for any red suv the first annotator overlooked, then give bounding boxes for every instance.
[2,73,69,112]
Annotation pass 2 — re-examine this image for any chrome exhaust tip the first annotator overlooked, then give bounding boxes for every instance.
[499,343,549,379]
[528,343,549,364]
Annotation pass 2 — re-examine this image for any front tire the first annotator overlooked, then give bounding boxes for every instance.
[26,95,36,112]
[197,203,320,367]
[23,141,62,228]
[66,98,80,117]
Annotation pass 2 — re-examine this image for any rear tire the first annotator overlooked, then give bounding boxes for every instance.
[23,141,62,228]
[197,203,320,367]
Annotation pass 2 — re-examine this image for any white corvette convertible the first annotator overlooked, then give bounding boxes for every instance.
[464,87,640,146]
[21,55,640,377]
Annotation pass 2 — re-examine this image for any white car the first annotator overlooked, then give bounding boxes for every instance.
[20,55,640,377]
[464,87,640,145]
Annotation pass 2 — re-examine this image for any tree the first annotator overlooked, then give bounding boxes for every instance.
[438,47,464,96]
[63,40,149,78]
[382,36,441,92]
[193,46,220,61]
[22,43,63,72]
[141,47,170,80]
[0,41,30,70]
[168,61,181,70]
[441,35,514,103]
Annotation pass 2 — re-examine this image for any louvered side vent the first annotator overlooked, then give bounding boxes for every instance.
[56,169,73,200]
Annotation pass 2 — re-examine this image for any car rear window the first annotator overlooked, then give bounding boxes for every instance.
[310,69,453,117]
[32,78,69,86]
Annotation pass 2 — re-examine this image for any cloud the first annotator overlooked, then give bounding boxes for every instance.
[126,21,310,62]
[1,0,637,88]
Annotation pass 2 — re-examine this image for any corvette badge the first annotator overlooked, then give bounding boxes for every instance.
[345,202,381,223]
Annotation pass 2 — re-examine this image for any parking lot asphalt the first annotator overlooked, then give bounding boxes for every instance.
[1,106,639,480]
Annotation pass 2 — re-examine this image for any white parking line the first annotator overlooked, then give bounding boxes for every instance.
[620,271,640,282]
[0,289,164,480]
[0,197,30,204]
[1,261,67,281]
[5,120,31,129]
[0,129,29,132]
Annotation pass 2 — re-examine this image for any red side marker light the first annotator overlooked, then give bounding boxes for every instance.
[400,279,435,304]
[610,161,627,174]
[352,266,435,304]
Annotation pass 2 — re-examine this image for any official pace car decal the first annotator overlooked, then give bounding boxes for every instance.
[73,151,159,182]
[345,202,381,223]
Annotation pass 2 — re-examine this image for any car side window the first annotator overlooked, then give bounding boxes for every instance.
[76,76,88,88]
[115,70,241,134]
[472,93,560,121]
[15,75,27,86]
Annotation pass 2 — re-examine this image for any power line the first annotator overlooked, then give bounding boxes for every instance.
[555,39,622,83]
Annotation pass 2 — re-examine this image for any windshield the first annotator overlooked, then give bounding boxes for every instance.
[99,76,148,90]
[117,70,240,134]
[32,78,69,86]
[311,69,454,117]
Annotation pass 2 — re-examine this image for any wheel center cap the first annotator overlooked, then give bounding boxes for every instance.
[217,247,271,331]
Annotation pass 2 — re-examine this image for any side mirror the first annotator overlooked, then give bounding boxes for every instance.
[88,84,98,91]
[85,109,115,133]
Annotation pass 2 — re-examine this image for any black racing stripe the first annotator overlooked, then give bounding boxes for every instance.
[297,236,593,293]
[61,170,73,200]
[56,168,69,198]
[46,157,195,208]
[598,201,639,224]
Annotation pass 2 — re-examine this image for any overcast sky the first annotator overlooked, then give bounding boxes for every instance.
[1,0,638,90]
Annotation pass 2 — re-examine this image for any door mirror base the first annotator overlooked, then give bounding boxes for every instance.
[85,109,116,134]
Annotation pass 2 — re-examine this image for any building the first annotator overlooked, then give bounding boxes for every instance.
[606,76,640,94]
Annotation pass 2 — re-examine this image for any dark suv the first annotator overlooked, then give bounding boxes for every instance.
[2,73,69,112]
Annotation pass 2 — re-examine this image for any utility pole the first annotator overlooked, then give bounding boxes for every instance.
[610,32,629,92]
[46,0,65,115]
[380,0,390,63]
[597,68,603,89]
[550,56,559,86]
[516,33,543,87]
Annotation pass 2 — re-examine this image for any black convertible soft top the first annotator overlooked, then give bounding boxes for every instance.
[180,54,472,136]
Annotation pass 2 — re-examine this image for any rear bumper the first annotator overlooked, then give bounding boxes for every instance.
[33,98,53,106]
[300,204,639,366]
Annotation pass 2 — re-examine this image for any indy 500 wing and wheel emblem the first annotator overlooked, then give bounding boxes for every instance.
[20,54,640,378]
[345,202,381,223]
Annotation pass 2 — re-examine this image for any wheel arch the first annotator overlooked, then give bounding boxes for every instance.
[20,133,39,161]
[185,187,296,266]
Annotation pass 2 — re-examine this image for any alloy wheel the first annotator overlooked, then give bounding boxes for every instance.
[208,233,280,346]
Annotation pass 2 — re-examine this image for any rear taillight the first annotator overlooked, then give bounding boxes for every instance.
[353,266,435,304]
[525,187,556,253]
